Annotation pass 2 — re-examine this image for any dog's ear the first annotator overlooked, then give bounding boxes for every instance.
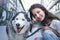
[12,13,19,20]
[24,14,31,22]
[12,17,15,21]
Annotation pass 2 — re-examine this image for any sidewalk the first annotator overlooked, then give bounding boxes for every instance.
[0,26,8,40]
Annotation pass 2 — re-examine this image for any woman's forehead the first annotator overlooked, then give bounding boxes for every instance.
[32,8,42,13]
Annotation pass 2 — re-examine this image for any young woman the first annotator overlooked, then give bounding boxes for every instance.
[29,4,60,40]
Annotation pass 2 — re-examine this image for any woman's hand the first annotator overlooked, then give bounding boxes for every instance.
[34,37,38,40]
[42,26,50,31]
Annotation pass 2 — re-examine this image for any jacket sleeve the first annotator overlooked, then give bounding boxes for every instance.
[50,20,60,33]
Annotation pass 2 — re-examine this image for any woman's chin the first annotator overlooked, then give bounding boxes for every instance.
[36,20,41,22]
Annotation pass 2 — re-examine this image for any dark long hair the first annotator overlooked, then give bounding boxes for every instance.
[29,4,60,25]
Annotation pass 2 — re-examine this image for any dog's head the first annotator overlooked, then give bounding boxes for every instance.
[12,12,31,34]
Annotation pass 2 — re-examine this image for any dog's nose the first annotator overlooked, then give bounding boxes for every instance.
[16,23,20,26]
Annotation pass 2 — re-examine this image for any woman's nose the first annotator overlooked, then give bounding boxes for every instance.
[36,14,40,17]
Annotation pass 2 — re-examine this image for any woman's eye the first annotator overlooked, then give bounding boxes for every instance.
[22,19,25,21]
[37,11,40,14]
[16,18,18,20]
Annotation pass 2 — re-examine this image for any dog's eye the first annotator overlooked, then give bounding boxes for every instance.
[22,19,25,21]
[16,18,18,20]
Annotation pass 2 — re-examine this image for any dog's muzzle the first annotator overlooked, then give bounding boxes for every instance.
[16,24,25,33]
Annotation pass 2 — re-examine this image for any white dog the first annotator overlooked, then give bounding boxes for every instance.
[7,12,31,40]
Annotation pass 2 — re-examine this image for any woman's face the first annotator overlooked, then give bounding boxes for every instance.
[32,8,45,22]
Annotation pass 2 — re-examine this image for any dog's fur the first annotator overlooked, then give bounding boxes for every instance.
[7,12,31,40]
